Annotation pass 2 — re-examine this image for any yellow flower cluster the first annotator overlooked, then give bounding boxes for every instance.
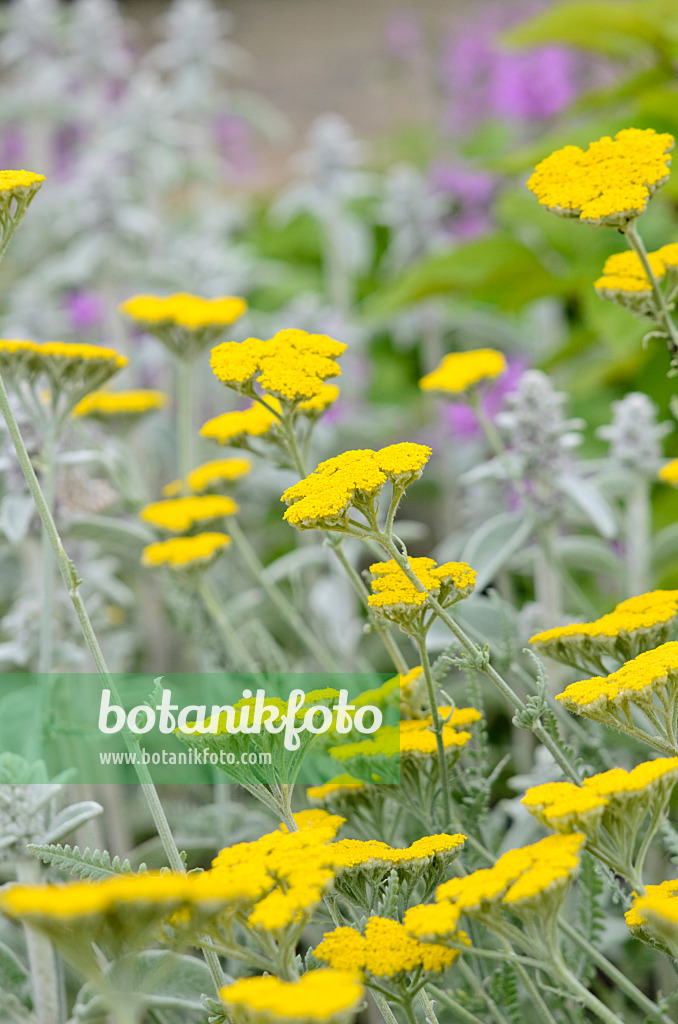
[315,916,460,978]
[329,707,480,763]
[210,329,346,402]
[72,389,168,418]
[200,400,280,446]
[141,532,231,570]
[368,557,476,619]
[555,641,678,728]
[527,128,674,226]
[0,339,129,410]
[330,832,465,874]
[405,834,585,941]
[419,349,506,395]
[220,969,364,1024]
[523,758,678,837]
[530,590,678,669]
[626,878,678,932]
[0,869,264,924]
[120,293,247,330]
[0,339,127,370]
[659,458,678,486]
[163,457,252,497]
[139,495,238,532]
[0,170,45,193]
[595,244,678,296]
[307,777,367,802]
[282,443,431,529]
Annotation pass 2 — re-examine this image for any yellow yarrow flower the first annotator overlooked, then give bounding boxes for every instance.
[658,458,678,486]
[139,495,238,532]
[405,834,585,943]
[220,969,364,1024]
[280,809,346,835]
[0,170,44,250]
[141,532,231,570]
[162,457,251,497]
[330,833,466,875]
[419,349,506,396]
[281,443,431,530]
[120,292,247,361]
[626,878,678,933]
[72,388,168,420]
[0,339,128,414]
[527,128,674,227]
[316,916,460,979]
[200,399,281,447]
[210,329,346,403]
[594,243,678,317]
[368,557,476,630]
[307,776,367,802]
[530,590,678,672]
[555,642,678,748]
[0,169,44,194]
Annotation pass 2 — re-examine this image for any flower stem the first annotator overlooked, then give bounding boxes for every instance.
[371,990,403,1024]
[177,357,196,482]
[414,632,452,831]
[0,368,224,993]
[228,516,341,670]
[624,220,678,358]
[198,577,260,671]
[553,954,627,1024]
[38,425,56,674]
[15,858,60,1024]
[625,475,651,595]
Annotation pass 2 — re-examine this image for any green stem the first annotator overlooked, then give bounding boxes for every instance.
[199,577,260,671]
[15,858,60,1024]
[534,522,562,627]
[553,954,627,1024]
[0,369,224,994]
[457,960,512,1024]
[330,539,410,675]
[38,426,56,674]
[625,475,652,596]
[426,985,489,1024]
[228,517,341,671]
[371,990,403,1024]
[414,632,452,831]
[558,919,675,1024]
[624,220,678,357]
[177,357,196,482]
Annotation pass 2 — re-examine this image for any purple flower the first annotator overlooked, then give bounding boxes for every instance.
[443,358,527,438]
[0,126,25,168]
[213,114,257,182]
[430,163,497,239]
[385,12,422,62]
[66,291,104,332]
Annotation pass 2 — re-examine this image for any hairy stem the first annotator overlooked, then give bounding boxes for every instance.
[15,858,60,1024]
[177,357,195,482]
[624,220,678,356]
[414,632,452,831]
[199,577,260,671]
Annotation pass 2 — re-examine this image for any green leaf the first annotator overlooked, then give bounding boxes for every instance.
[66,515,152,549]
[461,512,534,591]
[0,940,30,1007]
[502,1,678,58]
[73,951,215,1019]
[27,843,144,880]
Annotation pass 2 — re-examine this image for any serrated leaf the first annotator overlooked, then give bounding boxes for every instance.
[27,843,142,880]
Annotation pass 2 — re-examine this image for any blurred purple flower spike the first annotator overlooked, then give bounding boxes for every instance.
[66,290,104,332]
[444,358,527,438]
[431,163,496,239]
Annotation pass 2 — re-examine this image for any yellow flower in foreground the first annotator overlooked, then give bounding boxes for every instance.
[141,532,231,569]
[555,642,678,746]
[331,832,466,875]
[281,443,431,530]
[316,916,460,978]
[72,389,168,419]
[659,458,678,486]
[140,495,238,532]
[220,970,364,1024]
[200,400,281,447]
[121,293,247,330]
[527,128,674,226]
[419,349,506,396]
[368,557,476,626]
[530,590,678,671]
[163,457,252,496]
[210,329,346,402]
[405,833,585,942]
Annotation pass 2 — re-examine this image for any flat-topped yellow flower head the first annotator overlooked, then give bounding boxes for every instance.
[659,458,678,486]
[530,590,678,672]
[0,170,44,194]
[555,642,678,747]
[281,443,431,530]
[405,833,585,943]
[0,339,128,416]
[200,399,281,448]
[316,916,461,979]
[72,388,168,422]
[0,170,44,256]
[140,494,238,532]
[626,882,678,956]
[120,293,247,360]
[594,242,678,316]
[419,349,506,396]
[307,776,366,802]
[141,532,231,570]
[220,969,364,1024]
[527,128,674,227]
[368,557,476,630]
[210,328,346,403]
[162,457,251,497]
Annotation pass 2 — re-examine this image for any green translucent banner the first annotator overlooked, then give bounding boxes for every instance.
[0,673,400,785]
